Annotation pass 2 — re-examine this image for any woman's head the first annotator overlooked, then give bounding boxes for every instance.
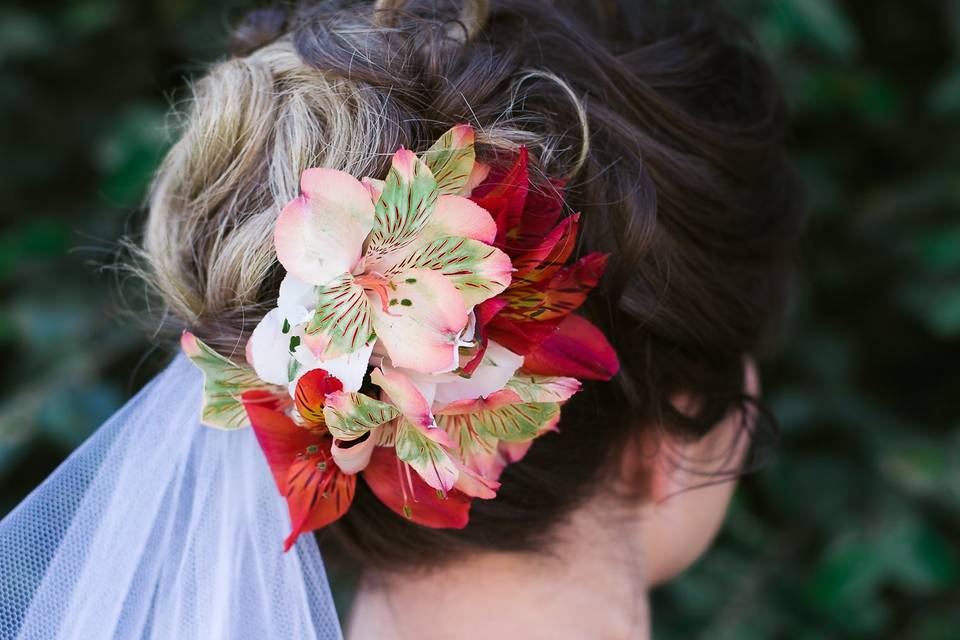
[142,0,803,572]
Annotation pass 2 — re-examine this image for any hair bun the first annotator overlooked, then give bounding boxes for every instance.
[230,7,288,56]
[374,0,489,43]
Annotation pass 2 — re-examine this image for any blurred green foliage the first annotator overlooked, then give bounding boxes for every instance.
[0,1,957,638]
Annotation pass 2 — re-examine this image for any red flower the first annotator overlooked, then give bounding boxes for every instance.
[244,369,476,546]
[467,149,619,380]
[242,370,354,551]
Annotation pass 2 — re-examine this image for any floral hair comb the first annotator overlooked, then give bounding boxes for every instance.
[182,125,618,550]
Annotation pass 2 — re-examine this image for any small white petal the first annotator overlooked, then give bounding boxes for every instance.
[433,340,523,405]
[330,433,377,474]
[249,309,292,386]
[289,341,374,396]
[277,274,315,325]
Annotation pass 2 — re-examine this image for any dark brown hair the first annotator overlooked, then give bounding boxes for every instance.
[146,0,804,571]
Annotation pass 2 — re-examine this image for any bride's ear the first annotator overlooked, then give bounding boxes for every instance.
[618,358,761,585]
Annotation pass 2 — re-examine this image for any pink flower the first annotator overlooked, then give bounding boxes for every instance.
[271,126,512,377]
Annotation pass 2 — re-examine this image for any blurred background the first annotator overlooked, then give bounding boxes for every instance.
[1,0,958,637]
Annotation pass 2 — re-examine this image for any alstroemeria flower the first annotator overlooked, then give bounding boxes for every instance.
[435,374,581,480]
[242,368,359,551]
[466,148,619,380]
[273,125,512,378]
[183,131,623,543]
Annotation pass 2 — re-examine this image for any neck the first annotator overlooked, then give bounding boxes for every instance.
[346,500,651,640]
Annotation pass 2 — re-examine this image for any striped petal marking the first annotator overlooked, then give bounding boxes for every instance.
[383,235,513,307]
[242,393,354,552]
[422,124,477,196]
[322,390,401,441]
[365,149,439,266]
[181,331,280,429]
[304,274,374,360]
[394,418,459,492]
[370,268,469,374]
[436,389,561,442]
[293,368,343,427]
[505,374,582,403]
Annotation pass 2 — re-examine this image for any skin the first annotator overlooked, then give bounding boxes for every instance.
[347,361,760,640]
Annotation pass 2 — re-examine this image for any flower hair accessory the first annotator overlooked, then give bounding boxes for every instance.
[182,125,619,550]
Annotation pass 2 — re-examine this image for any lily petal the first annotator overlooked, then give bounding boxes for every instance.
[510,213,579,282]
[277,273,316,325]
[275,168,375,285]
[463,161,490,196]
[501,252,608,323]
[304,274,374,360]
[420,195,498,244]
[371,268,468,374]
[365,149,438,265]
[362,446,471,528]
[242,393,316,494]
[436,390,560,443]
[423,124,476,196]
[505,374,582,403]
[330,431,377,474]
[394,419,459,492]
[248,309,294,386]
[471,147,529,246]
[292,368,343,425]
[283,444,355,551]
[370,367,435,429]
[182,332,277,429]
[433,340,523,405]
[521,313,620,381]
[322,390,401,441]
[383,236,513,307]
[452,458,500,499]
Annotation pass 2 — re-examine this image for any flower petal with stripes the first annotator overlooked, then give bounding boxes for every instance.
[385,236,512,307]
[293,368,343,426]
[181,331,280,429]
[500,252,608,323]
[322,390,400,441]
[370,367,435,429]
[303,274,374,360]
[436,392,561,443]
[505,374,582,404]
[365,149,438,265]
[282,442,355,551]
[509,213,579,282]
[241,394,354,550]
[362,446,471,528]
[422,124,476,196]
[371,268,468,374]
[438,412,502,479]
[394,419,459,492]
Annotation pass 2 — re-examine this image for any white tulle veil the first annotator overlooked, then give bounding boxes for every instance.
[0,354,343,639]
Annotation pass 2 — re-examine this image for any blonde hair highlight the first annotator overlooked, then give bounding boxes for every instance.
[135,3,588,353]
